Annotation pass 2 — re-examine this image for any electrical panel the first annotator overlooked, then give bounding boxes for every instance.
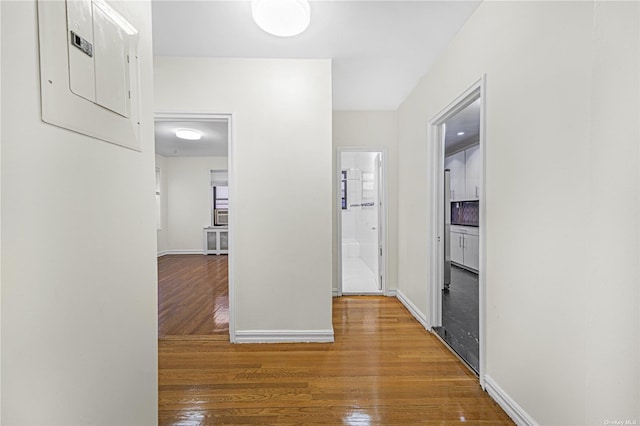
[38,0,140,150]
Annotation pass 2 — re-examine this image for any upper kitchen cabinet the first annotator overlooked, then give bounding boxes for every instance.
[465,144,480,200]
[445,144,480,201]
[444,150,466,201]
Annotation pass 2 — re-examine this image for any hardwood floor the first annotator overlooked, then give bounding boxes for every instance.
[158,292,513,425]
[158,254,229,337]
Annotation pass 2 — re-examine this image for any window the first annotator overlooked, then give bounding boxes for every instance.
[213,186,229,209]
[210,169,229,226]
[155,167,161,230]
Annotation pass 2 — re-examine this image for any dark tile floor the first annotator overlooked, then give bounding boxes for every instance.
[435,265,479,373]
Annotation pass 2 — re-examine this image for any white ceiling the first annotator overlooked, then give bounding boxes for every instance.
[155,120,228,156]
[444,98,480,154]
[151,0,481,111]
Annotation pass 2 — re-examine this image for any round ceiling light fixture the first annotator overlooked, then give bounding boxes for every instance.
[175,128,202,140]
[252,0,310,37]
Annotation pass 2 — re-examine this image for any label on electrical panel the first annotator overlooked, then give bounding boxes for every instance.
[70,31,93,57]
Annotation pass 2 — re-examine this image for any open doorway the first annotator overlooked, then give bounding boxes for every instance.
[154,113,234,341]
[338,148,386,295]
[428,78,485,378]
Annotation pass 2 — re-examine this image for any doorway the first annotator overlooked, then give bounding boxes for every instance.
[338,148,386,295]
[428,78,486,379]
[154,112,235,342]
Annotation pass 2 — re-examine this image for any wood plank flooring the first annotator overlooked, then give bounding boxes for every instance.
[158,271,513,426]
[158,254,229,337]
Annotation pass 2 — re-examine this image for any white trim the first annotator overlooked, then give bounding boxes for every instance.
[385,288,397,297]
[395,289,428,329]
[484,375,538,426]
[332,289,339,297]
[235,329,335,344]
[227,114,237,343]
[160,249,202,255]
[154,111,236,344]
[157,251,169,257]
[336,147,388,297]
[426,75,487,387]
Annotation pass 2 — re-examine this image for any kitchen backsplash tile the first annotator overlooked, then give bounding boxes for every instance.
[451,200,479,226]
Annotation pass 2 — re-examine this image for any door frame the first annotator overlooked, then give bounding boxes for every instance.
[336,147,388,297]
[426,75,487,386]
[155,111,236,343]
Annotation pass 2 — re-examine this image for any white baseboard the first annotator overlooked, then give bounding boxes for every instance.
[235,329,335,344]
[395,289,428,329]
[332,289,396,297]
[159,249,203,256]
[484,375,537,426]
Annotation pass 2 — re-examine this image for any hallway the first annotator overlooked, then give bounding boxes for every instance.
[158,295,512,424]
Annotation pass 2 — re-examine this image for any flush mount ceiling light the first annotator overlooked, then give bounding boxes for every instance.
[252,0,310,37]
[457,132,465,136]
[175,128,202,140]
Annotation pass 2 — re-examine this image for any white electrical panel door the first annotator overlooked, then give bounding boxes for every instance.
[93,1,130,117]
[67,0,96,102]
[38,0,140,150]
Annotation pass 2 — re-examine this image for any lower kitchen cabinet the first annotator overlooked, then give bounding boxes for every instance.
[450,225,479,272]
[203,227,229,255]
[463,233,479,271]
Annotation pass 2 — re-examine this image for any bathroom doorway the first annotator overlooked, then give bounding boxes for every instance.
[338,149,386,295]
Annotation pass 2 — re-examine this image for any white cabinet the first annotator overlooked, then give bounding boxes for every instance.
[450,225,479,272]
[464,233,479,271]
[464,144,481,200]
[445,144,480,201]
[444,150,466,201]
[450,231,465,265]
[204,227,229,255]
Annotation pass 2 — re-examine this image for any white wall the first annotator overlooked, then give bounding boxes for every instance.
[163,156,227,253]
[1,1,158,425]
[0,0,3,417]
[397,1,639,424]
[584,2,639,421]
[333,112,398,293]
[154,57,333,337]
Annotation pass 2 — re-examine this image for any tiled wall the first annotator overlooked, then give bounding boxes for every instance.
[451,200,479,226]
